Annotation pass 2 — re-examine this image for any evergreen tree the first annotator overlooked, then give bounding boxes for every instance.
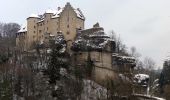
[45,36,68,99]
[159,60,170,93]
[46,43,66,84]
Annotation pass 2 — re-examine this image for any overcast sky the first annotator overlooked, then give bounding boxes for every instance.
[1,0,170,68]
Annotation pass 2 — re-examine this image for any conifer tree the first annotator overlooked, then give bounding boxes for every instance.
[47,43,65,84]
[45,38,68,99]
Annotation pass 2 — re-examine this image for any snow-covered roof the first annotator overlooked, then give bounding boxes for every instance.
[74,8,85,20]
[27,3,85,21]
[28,14,40,18]
[18,25,27,33]
[45,9,57,14]
[37,19,44,23]
[51,8,64,18]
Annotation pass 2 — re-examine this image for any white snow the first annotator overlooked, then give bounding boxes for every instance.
[152,96,165,100]
[29,14,39,18]
[134,74,149,83]
[37,19,44,23]
[39,40,44,45]
[47,49,52,54]
[74,8,85,20]
[60,68,67,76]
[45,9,57,14]
[99,39,108,47]
[49,34,55,37]
[52,8,64,18]
[120,56,135,60]
[59,47,66,53]
[18,25,27,33]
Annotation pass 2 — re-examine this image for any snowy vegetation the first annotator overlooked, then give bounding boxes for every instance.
[0,22,166,100]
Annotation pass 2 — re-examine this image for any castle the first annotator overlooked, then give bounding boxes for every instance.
[16,2,85,51]
[16,2,135,84]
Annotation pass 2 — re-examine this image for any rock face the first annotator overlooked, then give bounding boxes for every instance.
[81,80,107,100]
[71,24,117,83]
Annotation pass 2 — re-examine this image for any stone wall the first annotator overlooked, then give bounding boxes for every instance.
[73,51,117,83]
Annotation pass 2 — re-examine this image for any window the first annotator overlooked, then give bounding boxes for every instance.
[67,25,69,28]
[34,26,36,29]
[67,31,70,35]
[34,31,36,33]
[47,27,48,31]
[39,30,42,33]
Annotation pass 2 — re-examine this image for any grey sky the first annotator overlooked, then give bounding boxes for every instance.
[1,0,170,68]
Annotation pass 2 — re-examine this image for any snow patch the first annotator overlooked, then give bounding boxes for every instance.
[18,25,27,33]
[29,14,39,18]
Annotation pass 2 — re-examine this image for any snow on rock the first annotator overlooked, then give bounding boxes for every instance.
[72,29,111,51]
[60,68,67,76]
[59,47,66,53]
[152,96,166,100]
[134,74,149,87]
[81,80,107,100]
[47,49,52,54]
[113,54,136,66]
[116,56,135,63]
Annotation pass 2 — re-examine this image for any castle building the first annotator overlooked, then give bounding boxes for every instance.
[16,2,136,84]
[16,2,85,51]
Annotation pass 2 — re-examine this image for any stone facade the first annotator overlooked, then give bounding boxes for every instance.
[16,2,85,50]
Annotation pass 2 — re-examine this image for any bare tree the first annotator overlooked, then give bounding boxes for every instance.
[143,57,155,71]
[109,30,128,55]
